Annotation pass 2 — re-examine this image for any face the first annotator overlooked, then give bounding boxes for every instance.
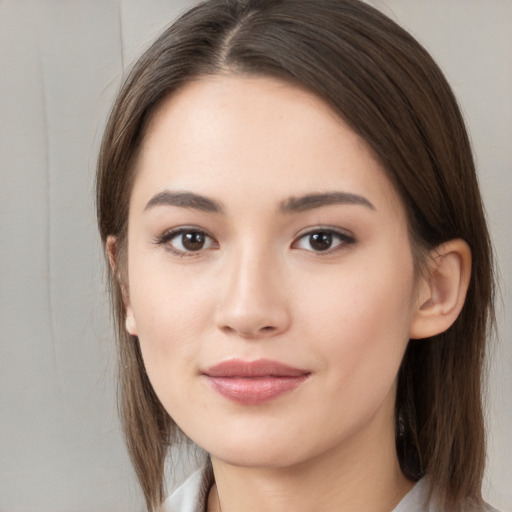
[124,75,422,469]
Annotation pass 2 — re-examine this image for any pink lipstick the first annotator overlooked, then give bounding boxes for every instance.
[202,359,310,405]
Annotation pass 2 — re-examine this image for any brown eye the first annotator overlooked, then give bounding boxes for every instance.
[158,228,216,255]
[294,229,355,253]
[309,232,333,251]
[181,231,206,251]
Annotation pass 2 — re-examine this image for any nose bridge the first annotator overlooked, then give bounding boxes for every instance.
[215,240,290,338]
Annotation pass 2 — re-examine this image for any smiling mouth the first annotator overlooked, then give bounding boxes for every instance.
[202,358,311,405]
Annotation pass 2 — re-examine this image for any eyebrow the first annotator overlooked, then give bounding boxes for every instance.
[279,192,375,213]
[144,191,223,213]
[144,190,375,214]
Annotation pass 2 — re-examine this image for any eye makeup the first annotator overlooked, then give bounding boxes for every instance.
[153,224,356,259]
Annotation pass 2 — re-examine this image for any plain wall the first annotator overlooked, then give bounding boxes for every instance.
[0,1,510,510]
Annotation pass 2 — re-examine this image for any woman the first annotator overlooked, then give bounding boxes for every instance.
[96,0,497,510]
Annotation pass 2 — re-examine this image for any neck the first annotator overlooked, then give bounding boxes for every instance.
[207,400,414,512]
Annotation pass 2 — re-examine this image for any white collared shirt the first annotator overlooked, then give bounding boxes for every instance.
[163,466,500,512]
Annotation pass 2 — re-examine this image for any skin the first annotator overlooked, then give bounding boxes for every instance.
[117,75,471,512]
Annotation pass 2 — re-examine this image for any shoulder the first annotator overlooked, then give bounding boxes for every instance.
[161,466,213,512]
[481,503,502,512]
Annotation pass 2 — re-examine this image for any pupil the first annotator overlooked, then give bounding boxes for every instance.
[310,232,332,251]
[182,232,205,251]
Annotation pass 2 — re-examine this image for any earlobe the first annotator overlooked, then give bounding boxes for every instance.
[106,235,138,336]
[125,311,138,336]
[410,239,471,340]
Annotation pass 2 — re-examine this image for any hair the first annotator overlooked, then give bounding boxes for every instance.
[96,0,495,510]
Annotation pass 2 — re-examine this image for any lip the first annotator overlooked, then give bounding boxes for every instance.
[202,359,310,405]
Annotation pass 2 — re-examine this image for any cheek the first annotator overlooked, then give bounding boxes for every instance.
[296,250,416,392]
[127,259,216,383]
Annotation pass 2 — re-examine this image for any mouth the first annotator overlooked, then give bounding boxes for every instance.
[202,358,311,405]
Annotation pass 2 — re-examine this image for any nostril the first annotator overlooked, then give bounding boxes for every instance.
[219,324,278,338]
[214,296,291,338]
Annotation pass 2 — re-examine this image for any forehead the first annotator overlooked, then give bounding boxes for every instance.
[132,74,403,217]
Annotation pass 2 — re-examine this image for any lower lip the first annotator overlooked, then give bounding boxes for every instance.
[205,376,309,405]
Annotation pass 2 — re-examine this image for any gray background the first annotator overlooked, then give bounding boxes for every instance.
[0,1,510,511]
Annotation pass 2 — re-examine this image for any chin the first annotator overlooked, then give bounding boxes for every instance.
[194,430,305,469]
[210,446,298,469]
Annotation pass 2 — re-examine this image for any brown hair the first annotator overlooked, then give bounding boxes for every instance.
[96,0,495,510]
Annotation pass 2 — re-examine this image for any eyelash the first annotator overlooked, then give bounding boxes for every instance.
[154,227,218,258]
[154,227,355,258]
[292,228,355,254]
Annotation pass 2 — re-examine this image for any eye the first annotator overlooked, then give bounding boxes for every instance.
[156,228,217,255]
[293,229,354,253]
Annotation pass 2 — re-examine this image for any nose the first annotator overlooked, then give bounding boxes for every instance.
[214,248,291,339]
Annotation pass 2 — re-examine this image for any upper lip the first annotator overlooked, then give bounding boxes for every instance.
[203,358,310,378]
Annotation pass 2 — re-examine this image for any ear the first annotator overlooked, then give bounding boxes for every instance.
[106,235,138,336]
[409,239,471,340]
